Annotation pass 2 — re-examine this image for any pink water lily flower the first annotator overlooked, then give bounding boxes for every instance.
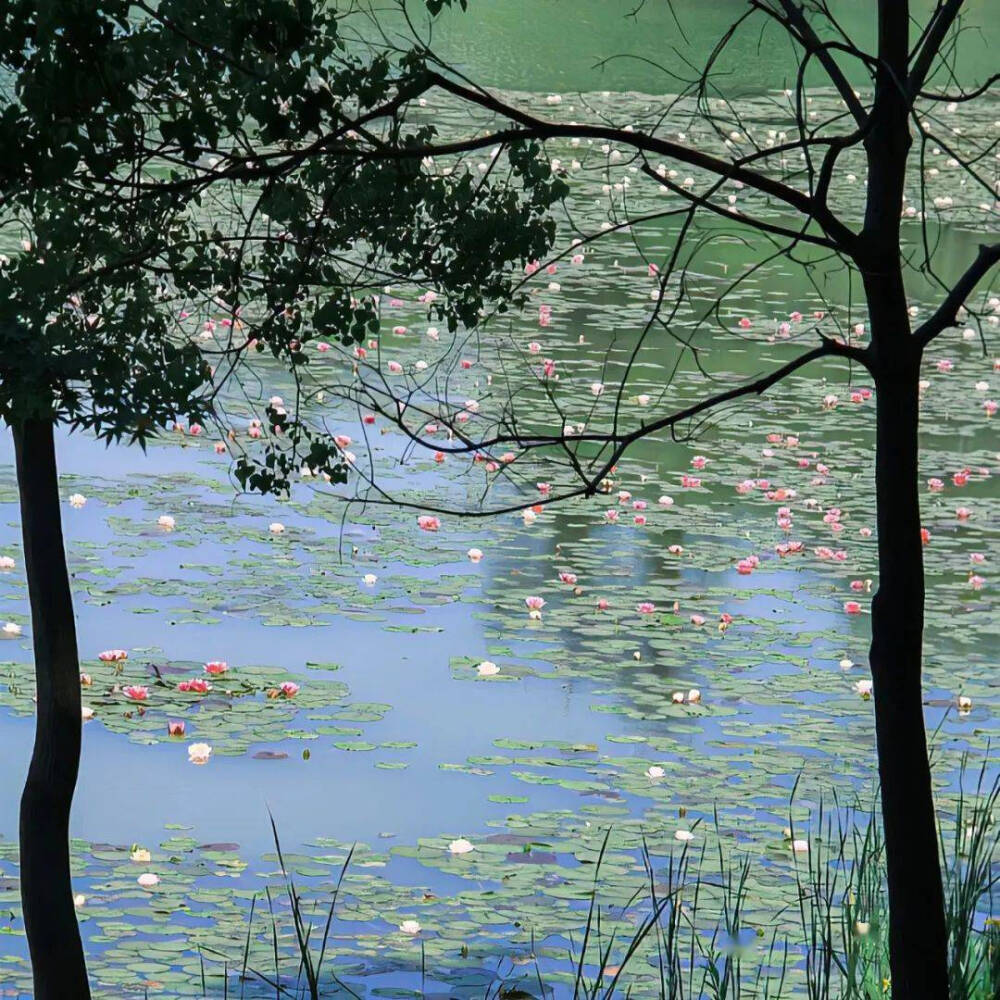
[524,596,546,611]
[636,602,656,615]
[280,682,300,698]
[167,721,186,737]
[844,601,863,615]
[417,515,440,532]
[123,685,148,701]
[605,509,620,523]
[691,455,708,469]
[558,572,578,585]
[178,678,211,694]
[99,649,128,662]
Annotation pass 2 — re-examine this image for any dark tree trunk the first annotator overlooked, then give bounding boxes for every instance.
[12,418,91,999]
[869,345,948,999]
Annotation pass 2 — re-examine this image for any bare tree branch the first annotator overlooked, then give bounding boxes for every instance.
[915,242,1000,346]
[425,70,859,250]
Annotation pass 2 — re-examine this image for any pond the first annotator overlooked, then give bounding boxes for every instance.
[0,4,997,997]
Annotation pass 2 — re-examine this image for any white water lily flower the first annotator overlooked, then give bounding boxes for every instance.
[362,573,378,586]
[646,765,665,779]
[591,382,605,396]
[269,522,285,535]
[187,742,212,765]
[854,679,873,699]
[81,706,95,721]
[2,622,22,636]
[157,515,175,530]
[68,493,87,508]
[674,829,695,842]
[73,894,86,908]
[958,695,972,711]
[839,658,854,670]
[137,873,160,888]
[467,547,484,562]
[477,660,500,676]
[0,556,15,570]
[399,919,421,935]
[687,689,701,704]
[792,839,810,853]
[448,838,475,855]
[131,848,151,863]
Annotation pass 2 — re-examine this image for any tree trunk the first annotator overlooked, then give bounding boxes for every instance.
[11,418,91,999]
[870,353,948,999]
